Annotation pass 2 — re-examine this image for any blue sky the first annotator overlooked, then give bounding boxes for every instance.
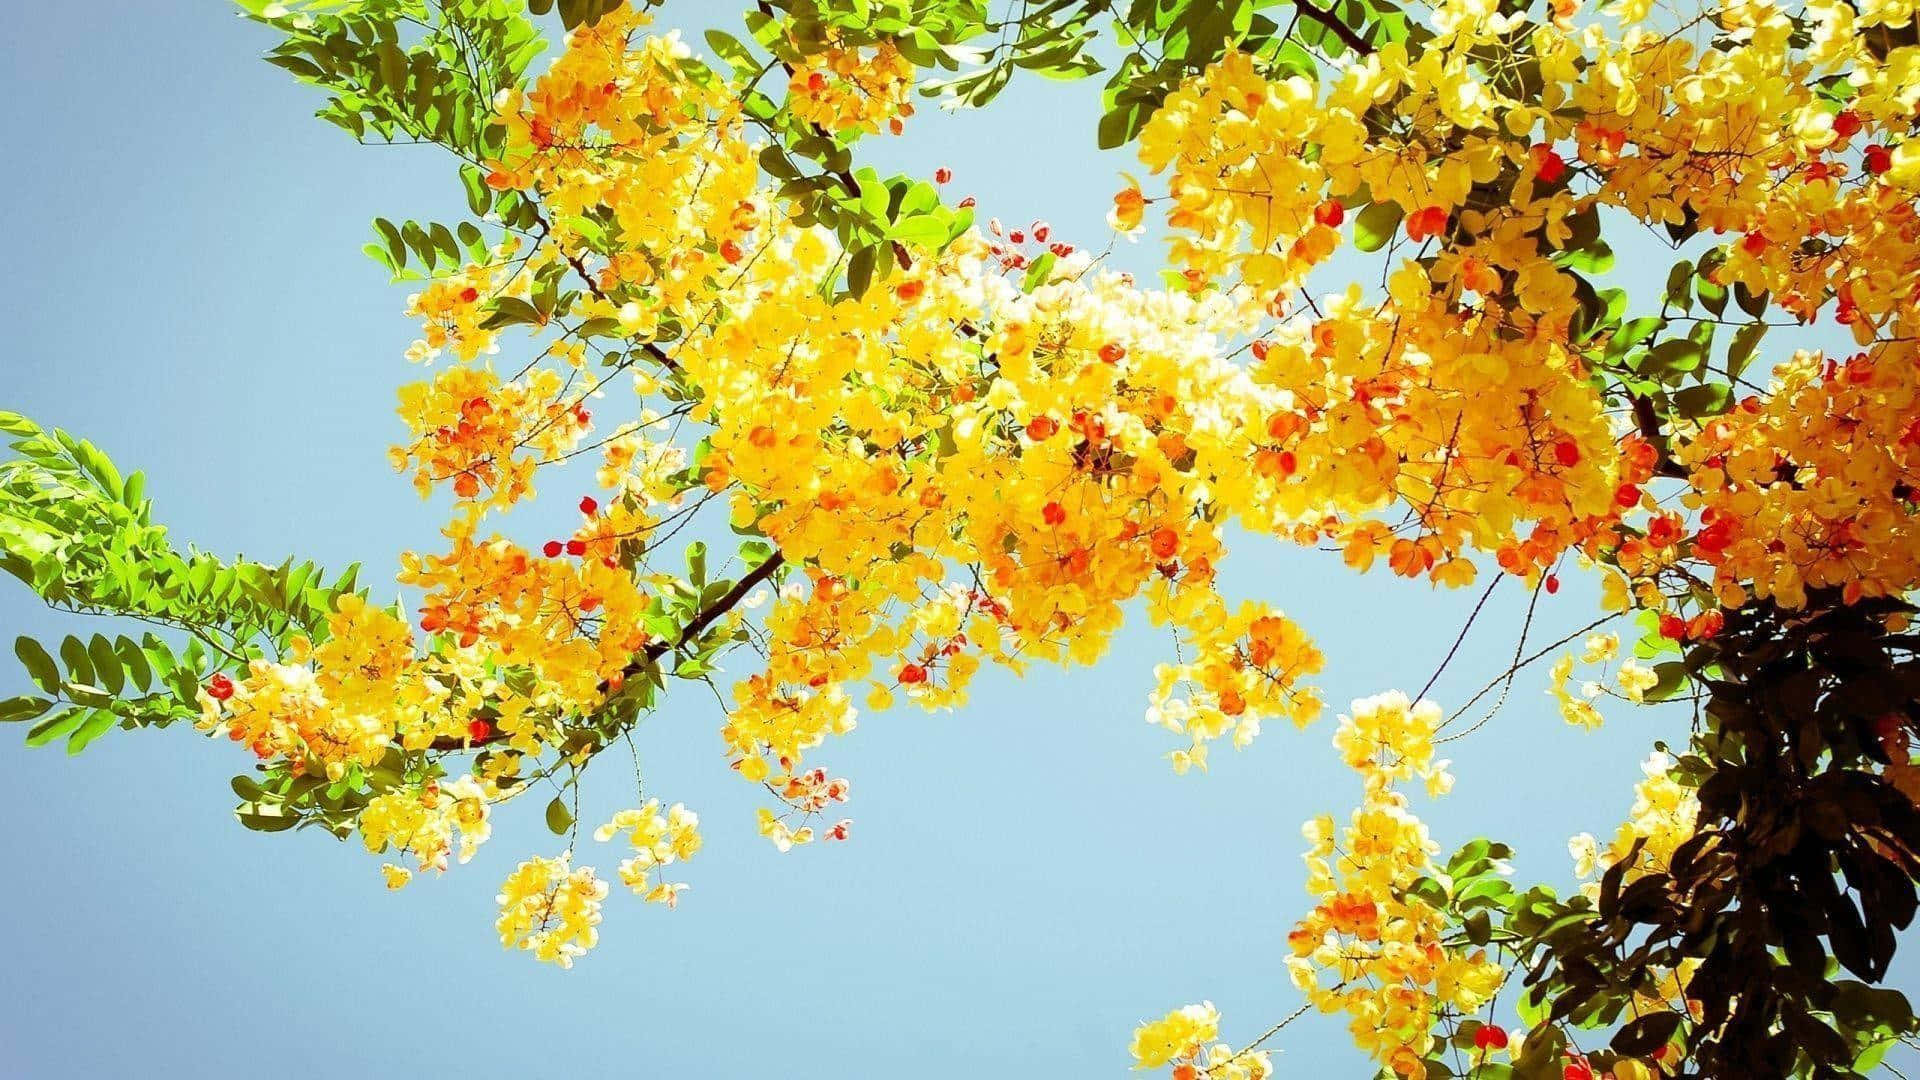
[0,3,1911,1077]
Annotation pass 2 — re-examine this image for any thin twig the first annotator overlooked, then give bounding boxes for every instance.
[1418,575,1501,701]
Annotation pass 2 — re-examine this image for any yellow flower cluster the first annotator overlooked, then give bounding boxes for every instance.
[192,591,531,898]
[1569,751,1700,892]
[196,657,387,775]
[491,12,760,339]
[1128,1001,1273,1078]
[753,766,853,851]
[1147,593,1325,773]
[495,853,609,968]
[594,799,702,906]
[1129,0,1920,608]
[1130,1001,1219,1069]
[397,513,654,710]
[595,419,689,504]
[360,775,494,874]
[1609,0,1920,609]
[660,220,1347,785]
[403,263,502,363]
[1133,53,1649,589]
[391,362,588,508]
[1681,350,1920,609]
[1546,631,1657,728]
[195,595,441,778]
[1289,693,1502,1078]
[785,40,915,136]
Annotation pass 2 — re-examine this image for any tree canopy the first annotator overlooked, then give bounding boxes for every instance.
[4,0,1920,1076]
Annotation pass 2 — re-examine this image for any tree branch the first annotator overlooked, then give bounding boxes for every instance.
[630,551,787,676]
[1628,392,1691,479]
[1293,0,1376,56]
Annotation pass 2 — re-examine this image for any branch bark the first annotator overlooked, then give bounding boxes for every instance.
[1629,392,1691,479]
[1293,0,1376,56]
[626,551,787,678]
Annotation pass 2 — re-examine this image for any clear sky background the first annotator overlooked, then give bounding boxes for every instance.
[0,3,1912,1078]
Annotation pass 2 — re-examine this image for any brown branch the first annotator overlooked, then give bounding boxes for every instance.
[1628,392,1691,479]
[629,551,787,676]
[1293,0,1375,56]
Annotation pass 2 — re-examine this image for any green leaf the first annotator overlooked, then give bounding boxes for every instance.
[1646,661,1689,702]
[1727,322,1767,382]
[1663,259,1694,311]
[1612,1011,1682,1055]
[555,0,618,30]
[87,635,123,696]
[546,795,574,835]
[1465,909,1493,946]
[66,709,116,754]
[429,222,460,263]
[115,638,153,693]
[1354,201,1402,252]
[25,706,85,748]
[14,637,58,694]
[0,695,54,723]
[1021,251,1058,292]
[459,167,492,217]
[482,296,545,329]
[58,636,94,687]
[846,243,877,297]
[237,804,298,832]
[1557,240,1613,274]
[889,214,950,251]
[1606,316,1666,363]
[1854,1038,1895,1072]
[1648,337,1706,375]
[737,538,776,570]
[373,217,406,269]
[1096,99,1147,149]
[703,30,760,75]
[1673,383,1732,418]
[1697,275,1728,316]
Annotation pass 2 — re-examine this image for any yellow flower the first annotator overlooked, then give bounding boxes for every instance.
[1580,632,1619,664]
[1130,1002,1220,1068]
[1617,660,1659,703]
